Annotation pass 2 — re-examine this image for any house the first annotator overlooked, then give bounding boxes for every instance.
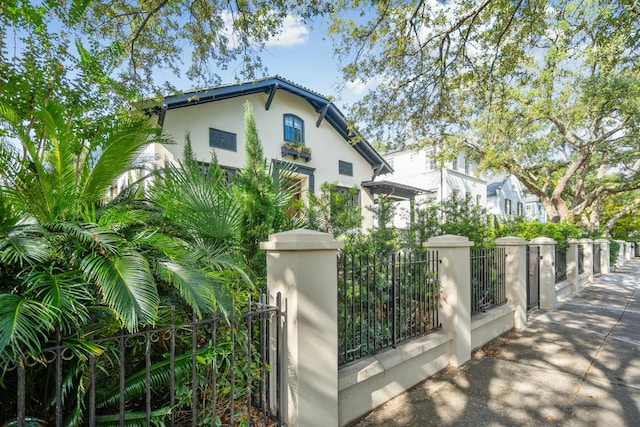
[382,148,486,227]
[525,194,548,223]
[486,175,527,219]
[147,76,417,229]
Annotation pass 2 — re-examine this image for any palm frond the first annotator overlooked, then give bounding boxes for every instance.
[0,224,50,267]
[81,116,164,202]
[94,407,171,427]
[80,251,159,332]
[154,261,216,317]
[26,268,93,333]
[96,351,207,408]
[45,221,121,256]
[0,294,56,367]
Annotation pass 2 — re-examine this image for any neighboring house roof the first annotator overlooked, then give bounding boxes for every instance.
[160,76,392,175]
[362,180,434,201]
[486,180,506,196]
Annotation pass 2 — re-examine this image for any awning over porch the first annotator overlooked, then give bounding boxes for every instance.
[361,180,434,201]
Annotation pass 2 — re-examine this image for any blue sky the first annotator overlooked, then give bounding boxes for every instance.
[153,15,372,111]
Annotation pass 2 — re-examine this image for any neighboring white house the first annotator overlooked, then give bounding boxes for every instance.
[525,194,548,223]
[486,175,527,219]
[146,76,418,229]
[382,148,487,227]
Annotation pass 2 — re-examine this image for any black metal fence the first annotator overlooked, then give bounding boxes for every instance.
[470,247,507,316]
[3,295,284,427]
[337,250,441,367]
[593,243,602,275]
[578,245,585,275]
[555,247,568,283]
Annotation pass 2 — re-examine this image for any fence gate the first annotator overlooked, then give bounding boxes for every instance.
[527,245,541,310]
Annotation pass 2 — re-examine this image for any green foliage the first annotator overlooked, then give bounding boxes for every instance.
[608,239,622,266]
[366,197,400,253]
[402,196,493,248]
[235,102,301,290]
[305,182,363,236]
[495,218,586,249]
[329,0,640,233]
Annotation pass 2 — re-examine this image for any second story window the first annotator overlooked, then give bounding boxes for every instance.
[452,158,458,170]
[284,114,304,143]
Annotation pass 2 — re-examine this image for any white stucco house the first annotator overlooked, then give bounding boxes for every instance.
[525,194,548,223]
[144,76,419,229]
[486,175,527,219]
[382,148,487,227]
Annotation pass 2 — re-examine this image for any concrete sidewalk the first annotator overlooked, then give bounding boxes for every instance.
[349,258,640,426]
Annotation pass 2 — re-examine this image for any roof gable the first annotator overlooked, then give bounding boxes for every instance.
[162,76,392,175]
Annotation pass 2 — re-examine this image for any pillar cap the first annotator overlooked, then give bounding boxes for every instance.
[529,236,556,245]
[260,228,343,251]
[495,236,528,246]
[594,238,609,243]
[579,238,594,244]
[424,234,474,248]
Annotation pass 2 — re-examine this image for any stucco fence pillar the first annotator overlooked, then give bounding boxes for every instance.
[529,237,556,310]
[495,237,528,328]
[424,235,473,367]
[261,229,342,427]
[595,239,610,275]
[567,239,580,293]
[580,238,594,283]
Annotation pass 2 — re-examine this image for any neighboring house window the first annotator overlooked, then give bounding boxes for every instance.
[338,160,353,176]
[452,189,460,199]
[452,158,458,170]
[426,156,435,170]
[517,202,524,216]
[336,186,361,208]
[465,191,472,200]
[209,128,237,151]
[505,199,512,215]
[526,204,532,213]
[465,161,470,174]
[284,114,304,143]
[476,194,482,205]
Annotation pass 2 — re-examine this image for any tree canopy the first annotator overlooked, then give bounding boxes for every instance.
[329,0,640,235]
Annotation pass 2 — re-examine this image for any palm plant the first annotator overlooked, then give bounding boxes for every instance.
[0,100,239,424]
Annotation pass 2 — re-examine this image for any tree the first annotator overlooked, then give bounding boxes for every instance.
[329,0,640,233]
[306,182,363,237]
[0,99,227,371]
[235,101,301,289]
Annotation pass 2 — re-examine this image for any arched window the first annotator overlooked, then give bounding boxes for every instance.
[283,114,304,143]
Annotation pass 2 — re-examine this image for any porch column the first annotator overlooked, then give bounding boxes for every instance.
[261,229,343,427]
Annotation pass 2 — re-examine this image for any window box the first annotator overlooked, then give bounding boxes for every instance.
[281,143,312,162]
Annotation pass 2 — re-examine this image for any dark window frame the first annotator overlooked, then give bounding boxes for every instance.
[209,128,237,151]
[283,114,305,144]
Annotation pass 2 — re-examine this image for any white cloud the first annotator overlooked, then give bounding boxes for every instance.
[345,76,384,96]
[219,13,308,50]
[265,15,309,48]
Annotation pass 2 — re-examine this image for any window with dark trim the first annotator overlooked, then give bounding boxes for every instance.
[517,202,524,216]
[209,128,237,151]
[451,158,458,170]
[338,160,353,176]
[336,186,361,208]
[505,199,512,214]
[283,114,304,143]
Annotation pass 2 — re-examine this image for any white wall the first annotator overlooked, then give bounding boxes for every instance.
[486,175,527,219]
[384,148,487,228]
[154,91,380,228]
